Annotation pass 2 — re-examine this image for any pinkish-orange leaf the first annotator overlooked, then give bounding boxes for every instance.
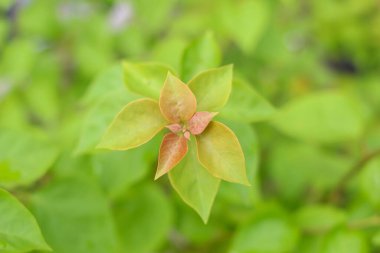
[159,72,197,123]
[188,112,217,135]
[155,133,188,180]
[166,123,182,133]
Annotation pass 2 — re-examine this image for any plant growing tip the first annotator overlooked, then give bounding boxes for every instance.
[99,64,250,221]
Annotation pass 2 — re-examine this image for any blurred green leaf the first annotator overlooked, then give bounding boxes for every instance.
[0,188,50,252]
[123,61,175,100]
[296,205,346,233]
[92,146,155,199]
[230,214,299,253]
[0,129,58,187]
[360,157,380,207]
[220,78,276,123]
[267,142,352,202]
[0,39,37,82]
[76,89,136,154]
[215,0,270,53]
[272,91,365,143]
[188,65,232,111]
[322,229,368,253]
[81,64,125,106]
[169,137,220,223]
[113,183,172,253]
[181,32,221,82]
[30,176,121,253]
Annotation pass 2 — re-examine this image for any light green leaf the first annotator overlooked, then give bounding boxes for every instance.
[296,205,346,233]
[81,64,125,106]
[30,177,121,253]
[322,229,368,253]
[360,157,380,207]
[196,121,249,185]
[188,65,232,111]
[123,61,175,100]
[0,129,58,188]
[0,188,50,252]
[76,89,136,154]
[216,0,270,53]
[113,183,172,253]
[181,32,221,82]
[92,148,151,199]
[230,215,299,253]
[217,121,261,208]
[272,91,365,143]
[98,98,167,150]
[169,137,220,223]
[220,79,276,123]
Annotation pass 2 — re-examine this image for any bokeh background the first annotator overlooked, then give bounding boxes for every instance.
[1,0,380,252]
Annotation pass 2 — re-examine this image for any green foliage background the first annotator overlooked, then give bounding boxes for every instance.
[0,0,380,252]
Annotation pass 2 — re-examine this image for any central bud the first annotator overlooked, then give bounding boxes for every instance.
[165,111,217,141]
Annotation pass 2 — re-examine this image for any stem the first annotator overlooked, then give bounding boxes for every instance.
[327,149,380,203]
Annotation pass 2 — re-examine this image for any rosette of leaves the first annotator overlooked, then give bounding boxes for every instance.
[98,65,251,220]
[96,34,275,222]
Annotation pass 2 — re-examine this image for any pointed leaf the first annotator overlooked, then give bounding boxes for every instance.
[196,121,249,185]
[188,65,232,111]
[98,99,167,150]
[220,79,276,123]
[188,111,217,135]
[155,133,188,179]
[181,32,221,82]
[123,61,175,100]
[0,188,50,252]
[169,138,220,223]
[159,72,197,123]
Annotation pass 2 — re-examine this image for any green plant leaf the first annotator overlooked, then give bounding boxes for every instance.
[123,61,175,100]
[98,98,167,150]
[155,133,188,180]
[220,79,276,123]
[230,215,299,253]
[360,157,380,207]
[159,72,197,123]
[81,64,125,106]
[181,32,221,82]
[0,129,58,188]
[322,229,368,253]
[30,176,121,253]
[169,138,220,223]
[216,0,270,53]
[0,188,50,252]
[196,121,249,185]
[188,65,233,111]
[295,205,346,233]
[272,91,365,143]
[91,145,155,199]
[76,89,136,154]
[113,183,172,253]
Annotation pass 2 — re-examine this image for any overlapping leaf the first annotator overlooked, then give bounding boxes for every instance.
[155,133,188,180]
[188,65,233,111]
[169,138,220,223]
[0,188,50,252]
[196,121,249,185]
[98,99,167,150]
[159,72,197,123]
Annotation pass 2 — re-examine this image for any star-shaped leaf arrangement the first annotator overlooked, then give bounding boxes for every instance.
[98,65,250,222]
